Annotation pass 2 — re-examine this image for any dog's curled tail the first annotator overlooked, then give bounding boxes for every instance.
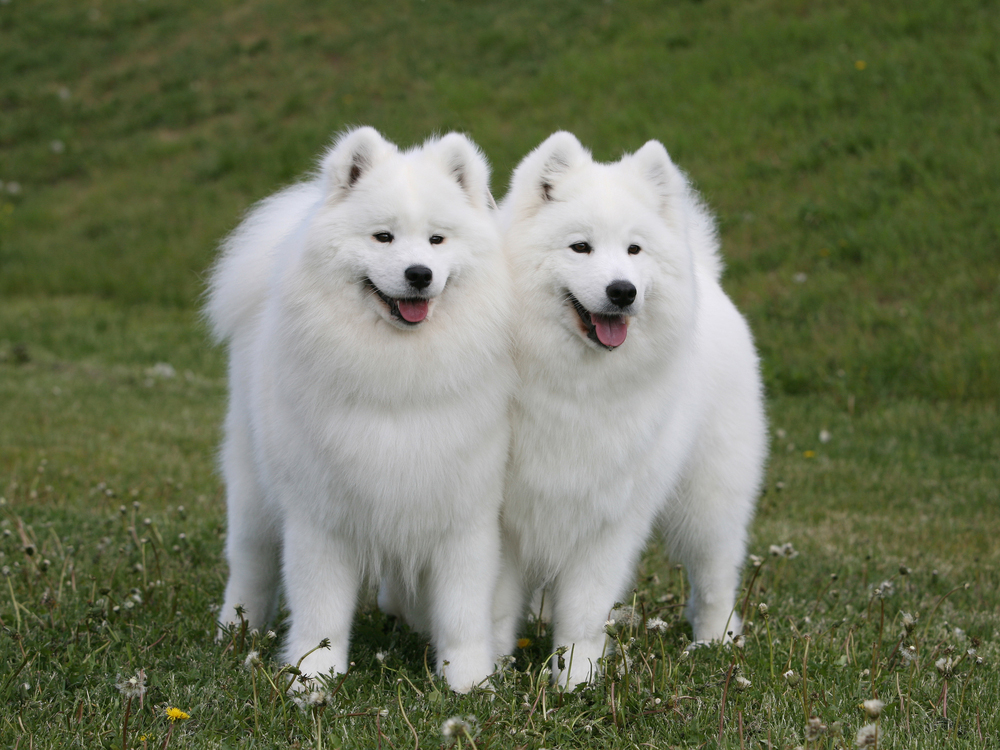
[204,182,321,343]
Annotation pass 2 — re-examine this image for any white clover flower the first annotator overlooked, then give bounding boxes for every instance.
[862,699,884,719]
[734,675,752,691]
[375,651,386,664]
[819,429,831,444]
[855,723,880,748]
[645,617,668,633]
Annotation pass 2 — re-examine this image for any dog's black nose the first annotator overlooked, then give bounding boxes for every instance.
[405,265,433,290]
[606,280,636,308]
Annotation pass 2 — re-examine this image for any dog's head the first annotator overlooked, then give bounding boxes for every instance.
[504,132,707,353]
[302,127,498,331]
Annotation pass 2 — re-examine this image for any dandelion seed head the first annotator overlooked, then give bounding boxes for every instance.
[862,699,884,719]
[115,669,147,700]
[441,715,475,741]
[646,617,668,633]
[243,650,261,670]
[609,605,640,629]
[935,657,956,679]
[855,722,880,748]
[805,717,826,741]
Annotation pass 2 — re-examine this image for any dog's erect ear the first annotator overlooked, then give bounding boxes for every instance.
[507,131,590,215]
[431,133,494,210]
[628,140,687,212]
[321,127,395,200]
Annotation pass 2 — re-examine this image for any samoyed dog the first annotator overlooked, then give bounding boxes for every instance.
[206,127,514,692]
[494,132,767,688]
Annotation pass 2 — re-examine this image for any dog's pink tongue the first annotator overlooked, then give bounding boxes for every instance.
[397,299,429,323]
[592,314,628,347]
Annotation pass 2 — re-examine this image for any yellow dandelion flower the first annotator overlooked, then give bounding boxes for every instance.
[165,707,190,722]
[803,450,816,458]
[516,637,531,649]
[855,60,867,70]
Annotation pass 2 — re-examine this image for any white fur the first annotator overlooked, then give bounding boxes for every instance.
[495,132,766,688]
[207,127,514,692]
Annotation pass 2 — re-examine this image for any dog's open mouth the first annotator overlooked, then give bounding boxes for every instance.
[364,278,429,325]
[568,294,628,350]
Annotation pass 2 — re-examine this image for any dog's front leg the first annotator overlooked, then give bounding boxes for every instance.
[281,514,359,688]
[549,529,647,690]
[428,523,501,693]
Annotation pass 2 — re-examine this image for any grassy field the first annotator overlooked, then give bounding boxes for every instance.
[2,0,998,747]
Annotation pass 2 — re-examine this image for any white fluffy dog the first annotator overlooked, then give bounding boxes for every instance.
[494,132,767,688]
[206,127,514,692]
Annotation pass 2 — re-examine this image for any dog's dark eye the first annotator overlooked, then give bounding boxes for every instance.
[429,235,445,245]
[628,244,641,255]
[570,242,592,254]
[373,232,394,243]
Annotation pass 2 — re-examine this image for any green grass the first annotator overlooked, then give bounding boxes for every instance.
[1,0,998,747]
